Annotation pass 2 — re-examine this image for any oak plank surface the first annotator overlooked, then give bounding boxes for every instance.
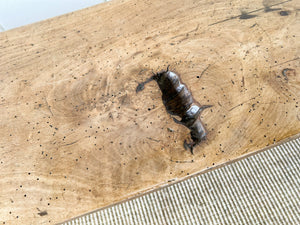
[0,0,299,224]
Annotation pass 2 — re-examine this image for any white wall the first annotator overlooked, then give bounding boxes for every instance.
[0,0,108,31]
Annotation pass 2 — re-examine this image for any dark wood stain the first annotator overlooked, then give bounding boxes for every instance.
[38,211,48,216]
[137,67,211,153]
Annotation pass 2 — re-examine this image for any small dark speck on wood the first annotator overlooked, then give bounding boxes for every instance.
[279,10,290,16]
[282,68,296,82]
[147,137,160,142]
[136,83,145,92]
[240,12,257,20]
[167,127,174,132]
[38,211,48,216]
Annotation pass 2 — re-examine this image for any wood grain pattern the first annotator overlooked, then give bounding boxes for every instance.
[0,0,299,224]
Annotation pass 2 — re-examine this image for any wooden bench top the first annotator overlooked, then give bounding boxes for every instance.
[0,0,299,224]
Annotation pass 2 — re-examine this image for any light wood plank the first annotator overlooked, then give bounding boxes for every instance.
[0,0,299,224]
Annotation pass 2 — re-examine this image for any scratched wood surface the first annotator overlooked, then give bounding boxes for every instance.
[0,0,299,224]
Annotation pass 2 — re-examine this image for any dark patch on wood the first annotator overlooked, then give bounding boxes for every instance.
[38,211,48,216]
[137,66,212,154]
[209,0,291,26]
[240,12,258,20]
[63,140,79,146]
[37,208,48,217]
[147,137,160,142]
[279,10,290,16]
[282,68,296,82]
